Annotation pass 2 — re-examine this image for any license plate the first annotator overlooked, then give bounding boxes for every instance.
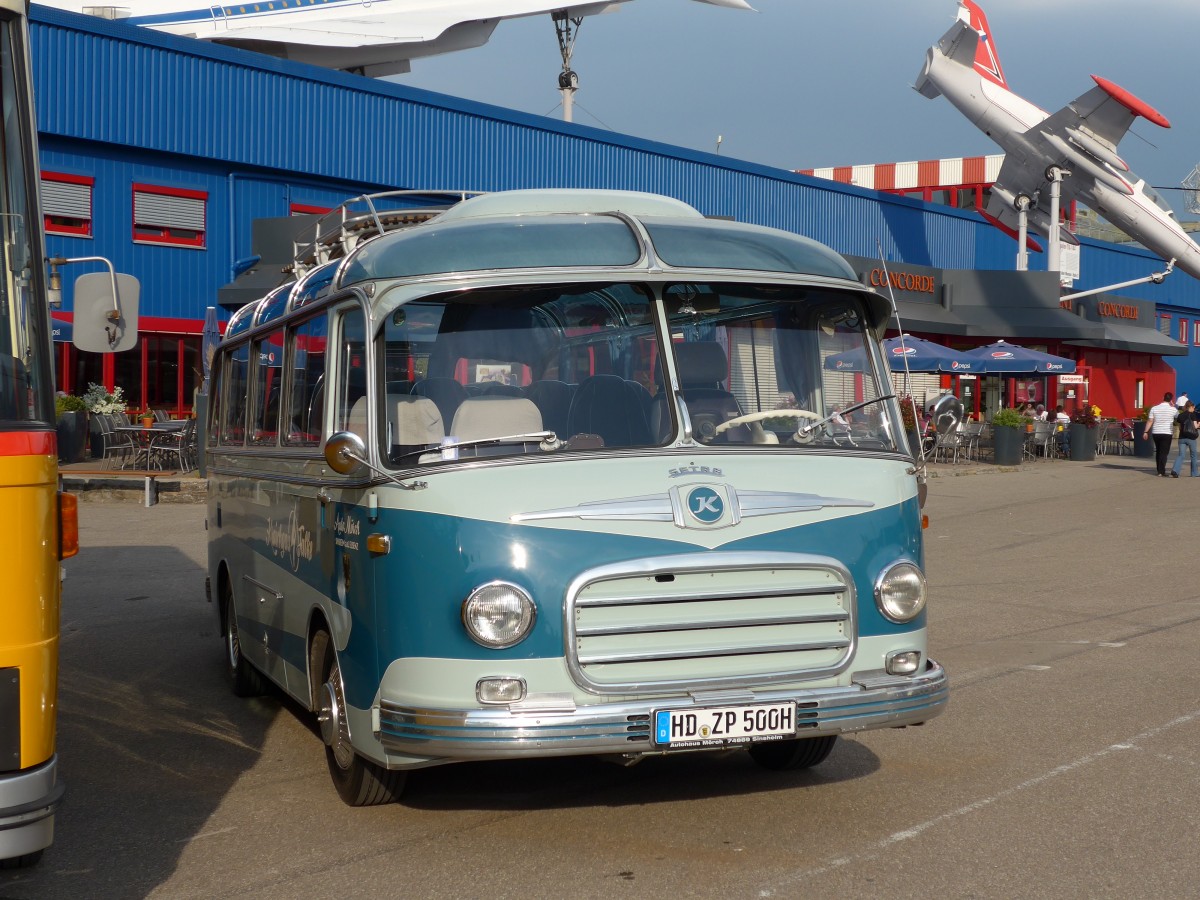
[654,702,797,748]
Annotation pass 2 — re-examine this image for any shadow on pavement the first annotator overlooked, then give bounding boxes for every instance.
[0,539,277,900]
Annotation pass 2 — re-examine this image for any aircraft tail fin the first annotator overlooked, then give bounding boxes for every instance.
[959,0,1006,88]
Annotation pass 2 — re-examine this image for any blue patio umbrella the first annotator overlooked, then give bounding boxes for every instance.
[50,316,72,343]
[960,340,1076,374]
[824,334,981,373]
[201,306,221,391]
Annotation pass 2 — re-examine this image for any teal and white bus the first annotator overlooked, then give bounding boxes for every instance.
[205,189,947,805]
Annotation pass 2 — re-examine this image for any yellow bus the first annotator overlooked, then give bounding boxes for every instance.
[0,1,136,868]
[0,0,71,869]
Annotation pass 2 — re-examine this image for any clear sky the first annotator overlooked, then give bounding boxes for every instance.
[392,0,1200,219]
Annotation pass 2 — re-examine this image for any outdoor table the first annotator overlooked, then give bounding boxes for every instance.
[115,421,186,469]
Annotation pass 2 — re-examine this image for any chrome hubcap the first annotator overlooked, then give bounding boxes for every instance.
[318,658,354,770]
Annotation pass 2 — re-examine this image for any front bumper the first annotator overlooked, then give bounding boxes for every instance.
[0,756,63,862]
[377,659,947,764]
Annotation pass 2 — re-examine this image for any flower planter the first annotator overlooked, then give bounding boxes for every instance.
[992,424,1023,466]
[55,411,89,463]
[1068,423,1096,461]
[1133,421,1154,458]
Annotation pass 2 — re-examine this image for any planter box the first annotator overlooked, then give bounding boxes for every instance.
[1068,423,1097,461]
[1133,421,1154,458]
[56,411,89,463]
[992,424,1023,466]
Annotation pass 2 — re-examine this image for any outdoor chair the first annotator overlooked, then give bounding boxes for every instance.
[1030,421,1060,460]
[930,423,965,464]
[149,418,196,473]
[96,414,135,469]
[959,421,987,461]
[153,408,169,422]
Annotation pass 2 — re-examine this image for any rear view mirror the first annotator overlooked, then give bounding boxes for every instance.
[324,431,367,475]
[73,272,140,353]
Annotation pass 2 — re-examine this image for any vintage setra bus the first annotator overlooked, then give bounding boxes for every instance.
[204,188,948,805]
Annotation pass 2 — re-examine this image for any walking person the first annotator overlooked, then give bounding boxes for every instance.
[1146,391,1176,476]
[1172,399,1200,477]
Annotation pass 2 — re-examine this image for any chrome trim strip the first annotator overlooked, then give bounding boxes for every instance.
[241,574,283,601]
[512,489,874,525]
[375,661,947,762]
[574,610,849,637]
[564,551,856,695]
[575,583,848,608]
[576,638,851,665]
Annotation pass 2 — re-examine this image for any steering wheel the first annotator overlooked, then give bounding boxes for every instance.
[713,408,821,440]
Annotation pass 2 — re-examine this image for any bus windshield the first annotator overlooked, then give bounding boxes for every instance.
[376,280,899,466]
[0,13,49,425]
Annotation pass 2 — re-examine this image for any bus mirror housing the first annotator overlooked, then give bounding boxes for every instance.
[72,271,140,353]
[324,431,367,475]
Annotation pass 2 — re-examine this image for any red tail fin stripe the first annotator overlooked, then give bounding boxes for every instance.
[962,0,1006,88]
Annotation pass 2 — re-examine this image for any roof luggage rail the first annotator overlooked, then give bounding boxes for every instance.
[289,189,481,277]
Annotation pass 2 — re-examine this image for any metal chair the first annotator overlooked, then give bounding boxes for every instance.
[96,414,135,469]
[149,418,196,472]
[1030,421,1060,460]
[959,421,986,461]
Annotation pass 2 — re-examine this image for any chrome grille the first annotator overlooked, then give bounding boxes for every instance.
[565,552,854,694]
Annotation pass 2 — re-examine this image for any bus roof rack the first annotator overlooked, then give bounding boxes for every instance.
[289,190,482,277]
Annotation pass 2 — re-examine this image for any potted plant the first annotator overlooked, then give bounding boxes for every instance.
[139,408,156,428]
[1068,404,1099,461]
[54,394,89,464]
[990,407,1028,466]
[82,382,126,459]
[1132,406,1154,458]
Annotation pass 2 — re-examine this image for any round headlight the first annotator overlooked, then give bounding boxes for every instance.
[874,562,927,623]
[461,581,536,649]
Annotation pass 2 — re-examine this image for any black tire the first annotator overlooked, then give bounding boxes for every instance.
[222,576,268,698]
[748,735,838,771]
[0,850,43,870]
[310,628,406,807]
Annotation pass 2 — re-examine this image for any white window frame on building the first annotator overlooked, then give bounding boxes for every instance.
[42,171,93,237]
[133,182,207,248]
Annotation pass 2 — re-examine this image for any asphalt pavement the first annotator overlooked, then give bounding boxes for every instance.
[3,451,1199,899]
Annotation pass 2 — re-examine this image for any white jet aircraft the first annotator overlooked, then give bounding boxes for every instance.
[914,0,1200,279]
[43,1,751,78]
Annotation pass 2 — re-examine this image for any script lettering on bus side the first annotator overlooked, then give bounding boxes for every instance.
[334,512,361,552]
[266,505,315,572]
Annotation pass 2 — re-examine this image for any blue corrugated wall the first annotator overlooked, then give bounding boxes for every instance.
[29,3,1200,390]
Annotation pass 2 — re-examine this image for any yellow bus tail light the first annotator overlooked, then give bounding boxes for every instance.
[59,492,79,559]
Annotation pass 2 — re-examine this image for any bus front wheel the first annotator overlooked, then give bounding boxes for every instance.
[309,628,406,806]
[748,735,838,771]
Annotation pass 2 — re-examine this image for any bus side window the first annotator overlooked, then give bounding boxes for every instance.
[333,307,367,441]
[283,312,328,446]
[217,344,249,446]
[249,328,285,445]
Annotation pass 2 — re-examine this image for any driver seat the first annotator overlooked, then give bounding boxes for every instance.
[669,342,748,443]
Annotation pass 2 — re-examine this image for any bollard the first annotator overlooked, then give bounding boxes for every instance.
[144,476,158,507]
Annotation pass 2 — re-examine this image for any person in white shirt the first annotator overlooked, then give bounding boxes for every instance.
[1176,392,1189,408]
[1145,392,1177,476]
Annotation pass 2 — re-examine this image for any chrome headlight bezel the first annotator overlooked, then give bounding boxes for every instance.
[461,581,537,649]
[874,562,927,623]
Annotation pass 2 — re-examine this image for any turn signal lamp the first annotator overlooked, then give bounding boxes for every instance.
[59,492,79,559]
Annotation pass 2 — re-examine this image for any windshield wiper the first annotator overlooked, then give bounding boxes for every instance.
[798,394,896,438]
[391,431,562,463]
